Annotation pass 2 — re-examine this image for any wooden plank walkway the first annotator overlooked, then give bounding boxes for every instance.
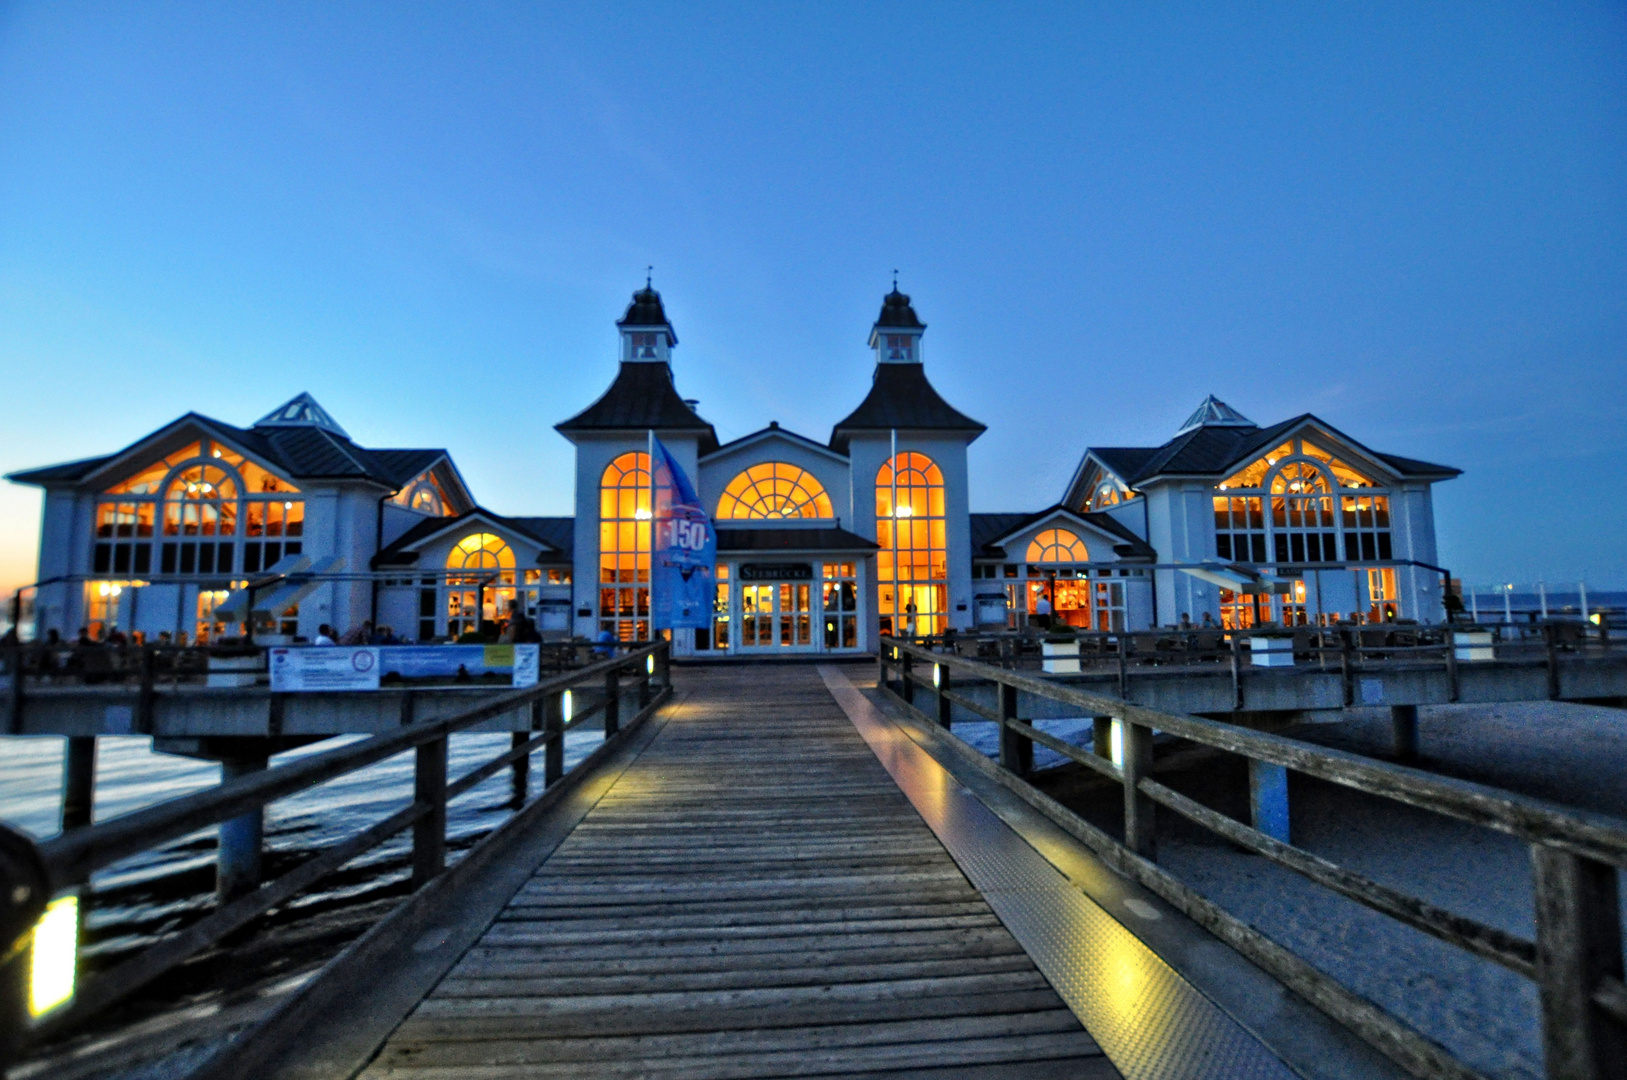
[359,665,1116,1079]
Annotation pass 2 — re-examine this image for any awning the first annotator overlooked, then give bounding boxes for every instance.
[1178,563,1294,596]
[251,556,347,618]
[212,553,314,621]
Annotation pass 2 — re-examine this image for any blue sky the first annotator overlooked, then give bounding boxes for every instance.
[2,2,1623,591]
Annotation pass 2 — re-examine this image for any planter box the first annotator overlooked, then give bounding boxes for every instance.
[1453,630,1495,663]
[207,654,266,688]
[1249,636,1296,668]
[1041,640,1080,675]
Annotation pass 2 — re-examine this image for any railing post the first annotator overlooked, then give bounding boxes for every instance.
[639,648,653,710]
[877,643,888,692]
[1546,623,1562,701]
[5,643,24,735]
[544,690,564,786]
[1445,628,1460,703]
[1340,628,1354,706]
[1391,705,1420,760]
[1531,845,1627,1080]
[1248,759,1291,844]
[509,730,530,809]
[0,824,49,1071]
[1117,634,1130,699]
[604,667,621,737]
[1093,717,1113,761]
[936,663,952,730]
[901,649,915,706]
[1229,632,1244,710]
[1121,718,1156,858]
[996,682,1029,776]
[61,736,97,832]
[137,645,156,734]
[411,735,447,887]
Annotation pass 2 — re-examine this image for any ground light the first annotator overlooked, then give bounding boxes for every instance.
[29,893,78,1017]
[647,654,654,675]
[932,664,941,687]
[562,689,573,723]
[1110,720,1124,771]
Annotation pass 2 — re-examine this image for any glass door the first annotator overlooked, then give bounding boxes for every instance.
[739,580,814,651]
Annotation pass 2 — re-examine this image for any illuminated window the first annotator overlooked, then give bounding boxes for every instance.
[822,562,859,649]
[876,452,946,637]
[717,463,834,520]
[444,533,515,640]
[1213,437,1392,595]
[1076,464,1136,512]
[884,334,915,361]
[599,452,651,642]
[1025,529,1089,563]
[104,443,201,495]
[631,332,660,359]
[392,468,454,516]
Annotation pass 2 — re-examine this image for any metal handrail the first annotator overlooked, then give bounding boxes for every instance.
[0,640,671,1065]
[880,636,1627,1080]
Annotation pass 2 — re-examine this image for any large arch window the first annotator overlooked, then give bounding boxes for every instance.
[717,463,834,520]
[599,452,651,641]
[392,467,455,517]
[1213,436,1395,627]
[876,452,946,637]
[94,438,304,578]
[444,532,515,639]
[1075,463,1136,512]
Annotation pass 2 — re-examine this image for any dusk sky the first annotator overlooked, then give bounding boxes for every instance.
[2,2,1623,593]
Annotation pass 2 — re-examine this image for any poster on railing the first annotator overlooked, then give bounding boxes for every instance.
[270,646,381,691]
[650,435,716,630]
[270,644,538,692]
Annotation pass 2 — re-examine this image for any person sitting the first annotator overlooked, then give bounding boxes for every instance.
[1178,613,1193,630]
[341,621,373,646]
[76,627,95,647]
[1201,612,1216,627]
[313,624,337,645]
[592,628,616,657]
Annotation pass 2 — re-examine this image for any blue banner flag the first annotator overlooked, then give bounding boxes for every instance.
[650,435,716,630]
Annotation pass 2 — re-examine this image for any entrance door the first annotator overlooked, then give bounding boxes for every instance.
[739,581,813,651]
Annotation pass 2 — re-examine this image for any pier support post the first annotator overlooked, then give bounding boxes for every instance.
[1093,717,1113,763]
[1122,720,1156,858]
[217,751,269,902]
[545,691,565,786]
[61,736,97,831]
[604,669,620,737]
[1391,704,1419,760]
[412,737,447,887]
[1248,760,1291,844]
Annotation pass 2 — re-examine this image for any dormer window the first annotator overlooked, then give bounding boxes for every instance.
[884,334,915,361]
[631,332,660,359]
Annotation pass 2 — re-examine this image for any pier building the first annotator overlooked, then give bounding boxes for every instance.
[7,284,1460,651]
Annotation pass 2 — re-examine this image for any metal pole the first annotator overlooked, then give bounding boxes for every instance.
[1538,581,1548,620]
[1580,581,1589,624]
[890,428,899,639]
[1504,585,1513,626]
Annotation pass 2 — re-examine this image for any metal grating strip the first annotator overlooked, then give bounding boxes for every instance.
[821,664,1300,1080]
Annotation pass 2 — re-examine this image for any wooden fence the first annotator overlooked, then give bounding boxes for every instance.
[879,636,1626,1080]
[0,641,671,1068]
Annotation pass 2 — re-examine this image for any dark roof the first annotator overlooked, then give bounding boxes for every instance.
[616,285,676,343]
[556,362,718,450]
[970,507,1156,560]
[371,509,569,569]
[874,288,924,331]
[717,527,879,553]
[7,454,117,485]
[1088,414,1460,485]
[829,364,985,452]
[6,411,457,493]
[703,422,848,462]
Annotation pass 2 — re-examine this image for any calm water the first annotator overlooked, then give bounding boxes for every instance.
[0,727,607,962]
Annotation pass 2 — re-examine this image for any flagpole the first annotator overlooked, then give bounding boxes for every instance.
[890,428,899,639]
[647,429,655,642]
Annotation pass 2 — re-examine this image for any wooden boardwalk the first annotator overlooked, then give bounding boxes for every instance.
[359,665,1115,1079]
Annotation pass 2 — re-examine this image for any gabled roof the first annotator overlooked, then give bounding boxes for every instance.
[371,509,569,569]
[701,422,850,464]
[829,364,985,452]
[717,527,879,553]
[971,506,1156,561]
[1077,413,1460,488]
[555,362,718,451]
[6,408,463,495]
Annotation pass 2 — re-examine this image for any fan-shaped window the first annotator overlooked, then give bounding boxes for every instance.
[1026,529,1089,563]
[717,463,834,520]
[876,452,946,637]
[599,452,651,641]
[441,533,516,640]
[104,443,201,495]
[447,532,514,576]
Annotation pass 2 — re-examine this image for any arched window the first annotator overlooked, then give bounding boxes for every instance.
[444,532,516,639]
[160,463,239,575]
[599,452,651,641]
[1213,436,1395,628]
[1026,529,1089,563]
[717,463,834,519]
[876,452,946,637]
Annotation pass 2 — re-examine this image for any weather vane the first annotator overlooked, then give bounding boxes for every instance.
[892,269,898,290]
[646,265,653,288]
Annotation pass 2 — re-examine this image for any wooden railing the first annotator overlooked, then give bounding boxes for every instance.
[878,636,1627,1080]
[0,640,671,1067]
